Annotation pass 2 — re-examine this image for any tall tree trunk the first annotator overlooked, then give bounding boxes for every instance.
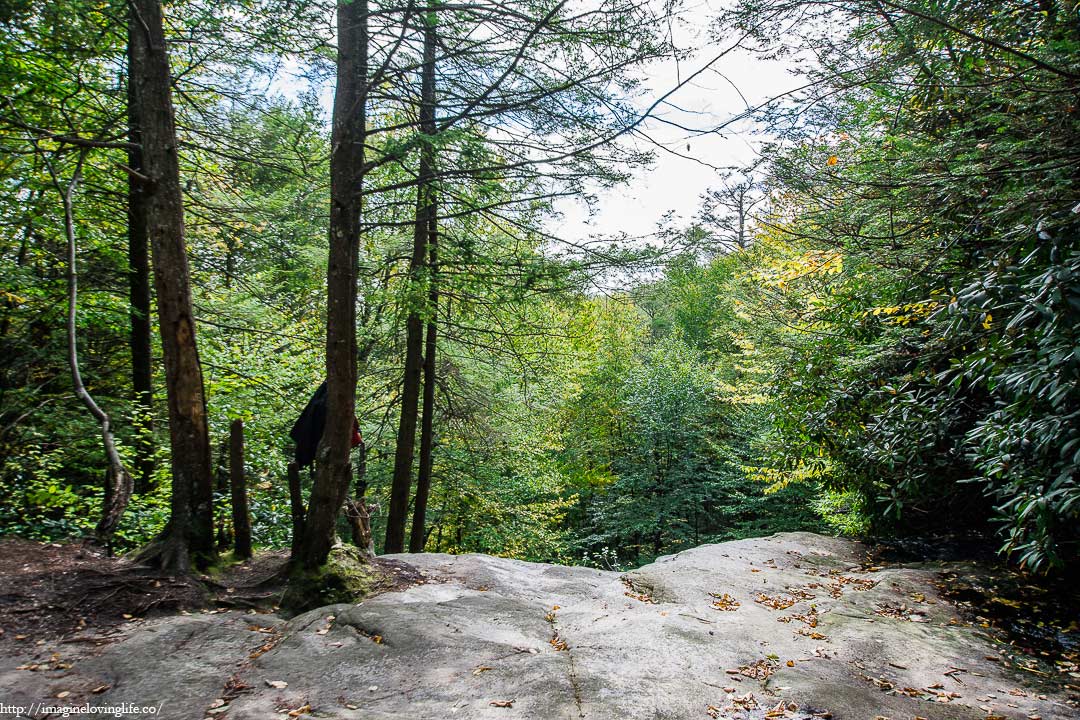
[409,212,437,554]
[50,151,134,547]
[127,26,155,495]
[129,0,215,571]
[386,11,437,554]
[295,0,368,570]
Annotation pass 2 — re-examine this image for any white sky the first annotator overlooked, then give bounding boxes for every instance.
[269,1,801,247]
[551,1,800,244]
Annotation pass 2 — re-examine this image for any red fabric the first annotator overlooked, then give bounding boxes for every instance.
[351,418,363,448]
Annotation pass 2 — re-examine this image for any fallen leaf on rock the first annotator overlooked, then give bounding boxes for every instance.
[473,666,493,675]
[731,692,758,710]
[56,691,70,699]
[709,593,740,611]
[755,593,796,611]
[779,608,819,628]
[786,588,816,601]
[287,703,311,717]
[739,660,778,680]
[490,700,514,708]
[621,579,656,604]
[91,685,109,694]
[266,680,288,689]
[224,674,252,695]
[624,590,655,603]
[208,699,226,709]
[250,640,277,659]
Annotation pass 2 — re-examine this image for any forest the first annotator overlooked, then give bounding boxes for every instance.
[1,0,1078,582]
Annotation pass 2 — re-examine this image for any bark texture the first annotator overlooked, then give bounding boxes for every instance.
[296,0,368,570]
[129,0,215,571]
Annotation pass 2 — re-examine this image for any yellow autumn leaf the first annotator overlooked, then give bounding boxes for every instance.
[982,312,992,329]
[826,155,838,166]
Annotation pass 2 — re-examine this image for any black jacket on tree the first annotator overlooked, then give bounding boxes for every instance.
[289,381,362,468]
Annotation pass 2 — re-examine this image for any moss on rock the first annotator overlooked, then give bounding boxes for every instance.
[281,544,384,614]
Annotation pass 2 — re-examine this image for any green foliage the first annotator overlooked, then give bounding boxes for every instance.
[815,489,873,538]
[949,241,1080,569]
[711,0,1080,571]
[561,265,823,568]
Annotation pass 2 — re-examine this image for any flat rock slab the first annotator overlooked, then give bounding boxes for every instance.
[1,532,1073,719]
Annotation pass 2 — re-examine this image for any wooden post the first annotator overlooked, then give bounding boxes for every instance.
[287,462,305,563]
[345,439,374,558]
[229,419,252,560]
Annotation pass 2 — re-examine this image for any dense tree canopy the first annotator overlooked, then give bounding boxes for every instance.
[1,0,1076,575]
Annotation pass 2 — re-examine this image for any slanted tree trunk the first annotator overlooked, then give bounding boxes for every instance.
[127,26,155,495]
[409,212,438,554]
[129,0,215,571]
[230,419,252,560]
[295,0,368,570]
[386,10,437,554]
[49,150,134,547]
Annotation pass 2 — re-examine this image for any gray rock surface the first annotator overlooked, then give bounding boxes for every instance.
[1,532,1074,719]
